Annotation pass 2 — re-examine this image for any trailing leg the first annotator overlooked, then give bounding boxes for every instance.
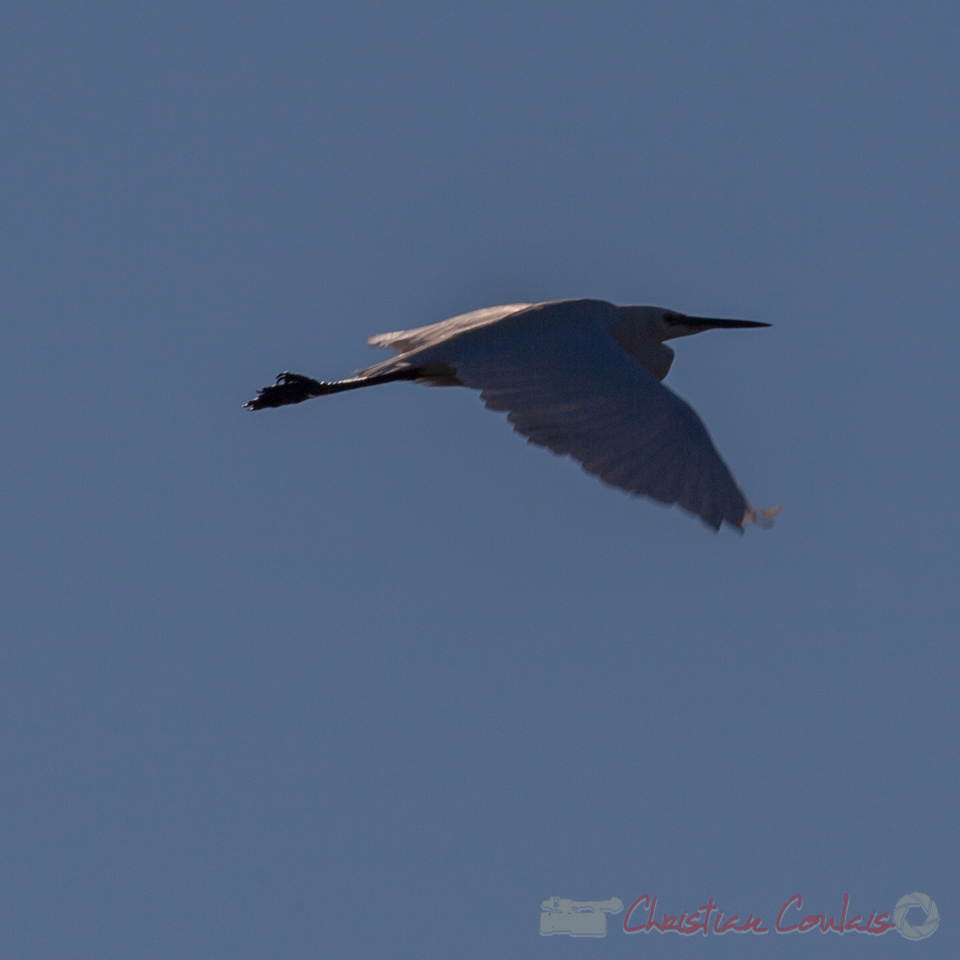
[244,368,424,410]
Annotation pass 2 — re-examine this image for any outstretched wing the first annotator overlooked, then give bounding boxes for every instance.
[439,315,752,530]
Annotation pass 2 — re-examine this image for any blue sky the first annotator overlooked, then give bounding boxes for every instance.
[1,1,957,957]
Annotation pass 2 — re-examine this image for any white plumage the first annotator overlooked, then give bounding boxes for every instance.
[247,298,780,532]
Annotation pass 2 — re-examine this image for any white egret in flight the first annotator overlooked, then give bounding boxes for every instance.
[246,299,780,531]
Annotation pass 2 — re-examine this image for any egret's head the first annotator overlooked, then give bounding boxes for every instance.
[653,307,770,342]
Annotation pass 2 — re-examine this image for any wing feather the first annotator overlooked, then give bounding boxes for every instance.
[368,304,532,355]
[435,317,750,530]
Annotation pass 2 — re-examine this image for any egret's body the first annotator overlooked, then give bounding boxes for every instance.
[246,299,779,531]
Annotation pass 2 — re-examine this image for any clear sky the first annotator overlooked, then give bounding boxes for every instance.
[1,1,957,957]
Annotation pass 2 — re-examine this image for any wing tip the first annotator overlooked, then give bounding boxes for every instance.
[367,332,403,351]
[742,504,782,530]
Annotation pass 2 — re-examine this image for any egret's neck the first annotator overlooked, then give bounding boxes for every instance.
[608,315,675,380]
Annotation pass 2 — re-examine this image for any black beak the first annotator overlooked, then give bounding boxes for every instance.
[683,316,771,329]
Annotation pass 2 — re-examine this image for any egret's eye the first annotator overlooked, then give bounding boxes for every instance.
[664,313,685,326]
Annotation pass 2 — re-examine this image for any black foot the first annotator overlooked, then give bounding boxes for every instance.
[244,372,326,410]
